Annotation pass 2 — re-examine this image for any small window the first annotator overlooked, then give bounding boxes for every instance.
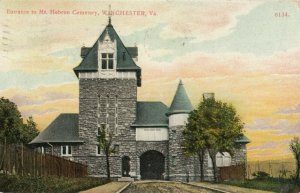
[101,53,114,70]
[102,60,107,69]
[97,126,101,136]
[114,144,119,154]
[62,146,66,154]
[37,146,44,154]
[96,145,102,155]
[108,60,113,69]
[172,155,176,165]
[61,145,72,156]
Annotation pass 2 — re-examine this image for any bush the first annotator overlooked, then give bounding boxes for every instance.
[252,171,270,180]
[223,178,300,193]
[0,174,110,193]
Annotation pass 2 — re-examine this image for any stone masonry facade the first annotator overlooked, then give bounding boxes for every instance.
[73,78,137,177]
[32,22,249,181]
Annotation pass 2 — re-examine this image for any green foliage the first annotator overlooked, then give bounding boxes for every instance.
[0,174,109,193]
[183,109,207,181]
[97,124,114,155]
[0,97,39,144]
[0,97,23,143]
[97,124,115,179]
[252,171,270,180]
[183,96,244,181]
[290,136,300,183]
[199,97,244,154]
[20,116,39,144]
[183,110,206,155]
[223,178,300,193]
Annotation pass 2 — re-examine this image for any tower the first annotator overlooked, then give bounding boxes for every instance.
[167,80,195,181]
[73,20,141,177]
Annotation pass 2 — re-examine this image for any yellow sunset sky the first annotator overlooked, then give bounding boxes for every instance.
[1,0,300,161]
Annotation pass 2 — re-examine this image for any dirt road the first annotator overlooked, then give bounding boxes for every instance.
[122,182,216,193]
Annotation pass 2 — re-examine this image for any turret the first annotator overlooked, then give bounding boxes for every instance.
[167,80,193,127]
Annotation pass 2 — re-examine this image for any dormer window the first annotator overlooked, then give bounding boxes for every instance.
[101,53,114,69]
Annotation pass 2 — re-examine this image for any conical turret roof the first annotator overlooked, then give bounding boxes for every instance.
[167,80,193,116]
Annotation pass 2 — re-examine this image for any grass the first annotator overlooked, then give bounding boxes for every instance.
[0,174,110,193]
[222,178,300,193]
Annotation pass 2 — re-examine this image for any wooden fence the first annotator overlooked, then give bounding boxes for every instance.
[0,143,87,177]
[247,160,296,179]
[219,164,246,181]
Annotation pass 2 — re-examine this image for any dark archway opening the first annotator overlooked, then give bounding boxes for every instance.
[140,150,165,180]
[122,156,130,177]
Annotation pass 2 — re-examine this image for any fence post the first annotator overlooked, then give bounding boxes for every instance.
[247,164,250,179]
[40,152,42,176]
[3,142,5,175]
[21,143,23,176]
[269,160,272,177]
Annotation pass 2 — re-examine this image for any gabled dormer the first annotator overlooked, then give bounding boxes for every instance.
[98,29,117,77]
[74,20,142,86]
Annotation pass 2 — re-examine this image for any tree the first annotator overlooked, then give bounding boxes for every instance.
[183,109,206,181]
[183,96,244,182]
[290,137,300,183]
[0,97,23,144]
[20,116,39,144]
[0,97,39,144]
[97,124,115,180]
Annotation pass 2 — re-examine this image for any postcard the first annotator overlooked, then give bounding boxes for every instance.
[1,0,299,191]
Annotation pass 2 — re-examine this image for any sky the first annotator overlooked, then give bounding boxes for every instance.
[1,0,300,161]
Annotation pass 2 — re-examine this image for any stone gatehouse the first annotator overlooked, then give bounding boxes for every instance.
[30,19,250,181]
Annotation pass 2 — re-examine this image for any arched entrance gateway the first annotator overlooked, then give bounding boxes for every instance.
[122,156,130,177]
[140,150,165,180]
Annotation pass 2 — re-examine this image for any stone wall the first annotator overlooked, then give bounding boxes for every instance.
[231,144,247,165]
[168,125,201,181]
[76,78,137,177]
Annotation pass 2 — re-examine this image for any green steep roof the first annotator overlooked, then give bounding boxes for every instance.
[73,22,141,86]
[167,80,193,116]
[29,113,83,144]
[235,135,251,144]
[132,101,168,127]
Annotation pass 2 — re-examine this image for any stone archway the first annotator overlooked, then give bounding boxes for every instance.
[140,150,165,180]
[122,156,130,177]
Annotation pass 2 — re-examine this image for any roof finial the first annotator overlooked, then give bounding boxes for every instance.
[108,4,112,26]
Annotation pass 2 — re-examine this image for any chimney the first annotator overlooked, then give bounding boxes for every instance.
[203,93,215,100]
[126,47,138,61]
[81,46,91,59]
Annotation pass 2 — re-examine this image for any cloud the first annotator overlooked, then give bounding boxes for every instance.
[276,104,300,114]
[22,108,57,118]
[10,91,75,106]
[248,140,290,152]
[0,70,77,89]
[158,1,260,42]
[246,118,300,135]
[0,83,78,107]
[195,1,300,55]
[139,48,300,81]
